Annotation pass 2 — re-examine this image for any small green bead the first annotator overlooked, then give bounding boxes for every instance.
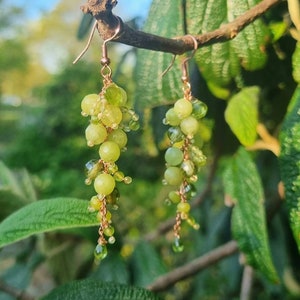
[124,176,132,184]
[177,202,191,213]
[172,238,184,253]
[94,244,108,260]
[168,191,181,204]
[104,226,115,237]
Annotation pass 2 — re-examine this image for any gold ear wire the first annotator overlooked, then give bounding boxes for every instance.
[181,35,198,83]
[100,17,121,67]
[73,21,97,64]
[73,17,121,65]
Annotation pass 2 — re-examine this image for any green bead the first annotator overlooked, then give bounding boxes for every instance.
[94,244,108,260]
[172,238,184,253]
[192,99,208,120]
[104,226,115,237]
[104,83,127,106]
[177,202,191,213]
[168,191,181,204]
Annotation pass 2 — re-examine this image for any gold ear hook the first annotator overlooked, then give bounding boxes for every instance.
[73,17,121,65]
[100,17,122,67]
[73,21,97,64]
[181,35,198,83]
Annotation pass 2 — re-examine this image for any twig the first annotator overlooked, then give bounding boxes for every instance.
[80,0,282,54]
[147,240,238,292]
[0,280,34,300]
[144,155,219,242]
[240,266,254,300]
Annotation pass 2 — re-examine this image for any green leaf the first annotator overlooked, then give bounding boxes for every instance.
[225,86,259,146]
[279,86,300,252]
[0,198,98,248]
[92,253,130,284]
[187,0,270,87]
[134,0,184,109]
[0,161,37,220]
[42,280,160,300]
[292,42,300,83]
[223,147,279,282]
[131,241,167,287]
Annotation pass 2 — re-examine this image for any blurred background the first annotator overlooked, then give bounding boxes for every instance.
[1,1,299,299]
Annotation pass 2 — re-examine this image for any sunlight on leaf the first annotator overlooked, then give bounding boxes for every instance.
[225,86,259,146]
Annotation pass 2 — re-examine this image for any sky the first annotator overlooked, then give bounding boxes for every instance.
[8,0,151,21]
[4,0,152,73]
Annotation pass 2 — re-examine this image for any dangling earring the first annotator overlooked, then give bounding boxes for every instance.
[163,36,208,252]
[75,18,139,261]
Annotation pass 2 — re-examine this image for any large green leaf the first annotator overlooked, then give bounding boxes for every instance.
[279,86,300,252]
[42,280,160,300]
[225,86,259,146]
[223,147,279,282]
[134,0,184,109]
[0,198,98,248]
[292,42,300,83]
[187,0,270,89]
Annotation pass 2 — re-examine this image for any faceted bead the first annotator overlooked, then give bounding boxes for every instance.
[104,83,127,106]
[85,159,102,179]
[181,160,195,177]
[94,244,108,260]
[192,99,208,120]
[172,238,184,253]
[167,127,184,143]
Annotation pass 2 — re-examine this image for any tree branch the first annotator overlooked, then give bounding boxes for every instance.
[0,280,34,300]
[147,240,238,292]
[80,0,282,54]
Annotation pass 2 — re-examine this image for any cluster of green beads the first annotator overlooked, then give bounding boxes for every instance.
[81,82,139,261]
[163,96,207,252]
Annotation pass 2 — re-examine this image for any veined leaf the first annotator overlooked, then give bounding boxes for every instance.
[187,0,270,87]
[134,0,184,109]
[223,147,279,282]
[225,86,259,146]
[0,198,98,248]
[292,42,300,83]
[42,280,160,300]
[279,86,300,252]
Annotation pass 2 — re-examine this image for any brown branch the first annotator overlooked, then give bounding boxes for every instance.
[147,240,238,292]
[80,0,282,54]
[0,280,34,300]
[240,266,254,300]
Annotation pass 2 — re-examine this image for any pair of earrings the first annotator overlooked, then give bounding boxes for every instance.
[75,21,207,260]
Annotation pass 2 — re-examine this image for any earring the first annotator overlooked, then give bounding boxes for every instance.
[78,18,139,261]
[163,36,208,252]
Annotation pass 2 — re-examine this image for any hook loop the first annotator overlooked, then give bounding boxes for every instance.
[181,35,198,83]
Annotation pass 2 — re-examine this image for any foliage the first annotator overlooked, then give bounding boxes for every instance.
[1,0,300,299]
